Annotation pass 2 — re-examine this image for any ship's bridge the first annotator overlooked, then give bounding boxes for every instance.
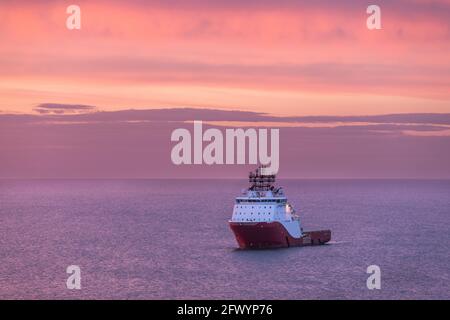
[232,196,295,223]
[230,167,302,238]
[231,167,298,223]
[235,197,287,204]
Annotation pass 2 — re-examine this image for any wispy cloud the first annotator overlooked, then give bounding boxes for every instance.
[6,105,450,131]
[0,0,449,114]
[1,106,450,178]
[34,103,96,114]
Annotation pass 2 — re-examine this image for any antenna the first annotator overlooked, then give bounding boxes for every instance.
[248,165,276,191]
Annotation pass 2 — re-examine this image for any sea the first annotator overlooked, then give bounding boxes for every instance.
[0,179,449,299]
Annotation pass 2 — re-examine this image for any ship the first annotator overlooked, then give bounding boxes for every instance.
[229,166,331,249]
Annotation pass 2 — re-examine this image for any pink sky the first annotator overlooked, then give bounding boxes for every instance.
[0,1,449,178]
[0,0,449,116]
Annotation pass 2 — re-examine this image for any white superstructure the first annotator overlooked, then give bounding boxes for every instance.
[229,168,303,238]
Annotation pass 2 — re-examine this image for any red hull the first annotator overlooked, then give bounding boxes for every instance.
[229,221,331,249]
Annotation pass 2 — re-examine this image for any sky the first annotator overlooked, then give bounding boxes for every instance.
[0,0,449,178]
[0,0,449,115]
[1,107,450,179]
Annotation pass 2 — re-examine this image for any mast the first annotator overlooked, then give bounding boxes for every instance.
[248,166,276,191]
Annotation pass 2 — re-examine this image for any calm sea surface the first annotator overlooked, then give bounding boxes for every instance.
[0,179,449,299]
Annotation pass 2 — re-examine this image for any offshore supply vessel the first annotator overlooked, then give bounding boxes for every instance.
[229,167,331,249]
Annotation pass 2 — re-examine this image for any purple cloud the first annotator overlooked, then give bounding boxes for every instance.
[0,106,450,179]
